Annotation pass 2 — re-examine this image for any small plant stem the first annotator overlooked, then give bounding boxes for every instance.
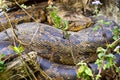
[96,38,120,79]
[3,11,29,45]
[109,38,120,50]
[14,0,38,22]
[19,56,33,80]
[96,58,104,80]
[8,74,28,80]
[67,33,76,64]
[68,40,76,64]
[25,53,52,80]
[100,24,110,45]
[14,0,44,45]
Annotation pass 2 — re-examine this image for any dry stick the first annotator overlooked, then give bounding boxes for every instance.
[8,74,28,80]
[14,1,52,80]
[97,38,120,80]
[4,0,44,46]
[96,24,111,79]
[4,1,51,80]
[68,38,76,64]
[95,23,119,79]
[2,24,12,42]
[25,52,52,80]
[3,12,18,47]
[109,38,120,50]
[19,56,34,80]
[15,0,44,45]
[3,11,30,46]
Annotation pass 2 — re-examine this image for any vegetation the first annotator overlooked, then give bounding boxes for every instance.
[0,0,120,80]
[77,1,120,80]
[0,53,5,72]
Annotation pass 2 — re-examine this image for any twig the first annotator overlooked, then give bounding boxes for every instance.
[14,0,44,45]
[96,38,120,80]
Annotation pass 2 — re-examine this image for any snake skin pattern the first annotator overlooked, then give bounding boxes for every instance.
[0,41,120,80]
[0,16,118,65]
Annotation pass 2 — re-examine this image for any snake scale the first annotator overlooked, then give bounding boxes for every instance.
[0,1,120,80]
[0,16,120,79]
[0,16,118,65]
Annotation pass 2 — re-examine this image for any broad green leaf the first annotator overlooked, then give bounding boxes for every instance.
[113,36,118,40]
[98,53,105,59]
[0,61,4,65]
[85,68,93,77]
[78,66,85,74]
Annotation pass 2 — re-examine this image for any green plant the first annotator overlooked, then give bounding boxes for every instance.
[96,48,116,70]
[12,46,38,80]
[77,15,120,80]
[95,45,120,80]
[112,26,120,40]
[92,0,102,14]
[13,45,24,54]
[48,6,69,31]
[47,5,77,64]
[77,61,93,80]
[93,19,111,31]
[47,5,71,38]
[0,53,5,72]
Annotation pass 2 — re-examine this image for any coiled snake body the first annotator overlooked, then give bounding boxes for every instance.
[0,16,119,79]
[0,17,117,65]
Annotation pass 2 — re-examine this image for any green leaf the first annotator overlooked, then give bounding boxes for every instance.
[0,61,4,72]
[115,67,119,73]
[62,21,69,30]
[13,46,24,54]
[113,36,118,40]
[98,53,105,59]
[97,47,106,53]
[104,21,111,25]
[0,61,4,65]
[19,46,24,53]
[13,46,19,53]
[98,20,104,24]
[103,64,107,70]
[85,68,93,77]
[78,66,85,74]
[112,26,120,40]
[93,26,100,31]
[96,74,101,80]
[0,53,5,60]
[20,4,27,9]
[105,54,115,58]
[95,59,102,68]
